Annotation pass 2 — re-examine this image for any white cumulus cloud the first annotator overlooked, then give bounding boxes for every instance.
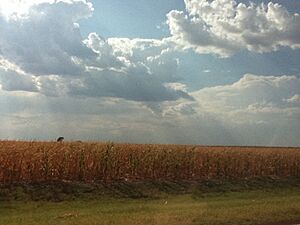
[0,0,95,76]
[167,0,300,57]
[284,94,300,104]
[190,74,300,124]
[0,0,192,102]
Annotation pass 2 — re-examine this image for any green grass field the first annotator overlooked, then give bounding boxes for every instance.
[1,180,300,225]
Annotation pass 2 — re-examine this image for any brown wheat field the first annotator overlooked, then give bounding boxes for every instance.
[0,141,299,185]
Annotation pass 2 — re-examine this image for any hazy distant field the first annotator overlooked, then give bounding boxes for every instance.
[0,141,299,184]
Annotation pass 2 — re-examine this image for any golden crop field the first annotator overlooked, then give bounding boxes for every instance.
[0,141,299,185]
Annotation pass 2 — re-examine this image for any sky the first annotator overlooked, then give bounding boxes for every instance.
[0,0,299,146]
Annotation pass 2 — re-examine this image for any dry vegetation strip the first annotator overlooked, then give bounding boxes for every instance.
[0,141,299,184]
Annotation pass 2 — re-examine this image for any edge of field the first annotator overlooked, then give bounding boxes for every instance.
[1,176,299,202]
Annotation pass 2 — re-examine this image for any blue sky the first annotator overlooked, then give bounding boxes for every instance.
[80,0,300,90]
[0,0,299,146]
[80,0,300,38]
[79,0,185,39]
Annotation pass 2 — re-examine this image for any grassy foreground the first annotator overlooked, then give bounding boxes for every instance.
[1,180,300,225]
[0,190,300,225]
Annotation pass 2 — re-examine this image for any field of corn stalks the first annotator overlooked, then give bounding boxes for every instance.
[0,141,299,185]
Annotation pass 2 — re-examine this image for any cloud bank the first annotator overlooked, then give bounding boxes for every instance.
[1,73,299,145]
[167,0,300,57]
[0,0,191,102]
